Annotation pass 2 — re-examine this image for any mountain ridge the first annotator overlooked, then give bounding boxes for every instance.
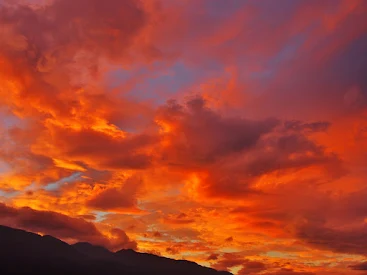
[0,225,232,275]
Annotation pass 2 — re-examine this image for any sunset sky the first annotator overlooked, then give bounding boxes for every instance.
[0,0,367,274]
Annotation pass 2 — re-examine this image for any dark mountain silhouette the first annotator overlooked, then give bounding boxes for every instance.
[0,225,232,275]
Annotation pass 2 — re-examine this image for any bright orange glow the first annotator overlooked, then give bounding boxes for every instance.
[0,0,366,274]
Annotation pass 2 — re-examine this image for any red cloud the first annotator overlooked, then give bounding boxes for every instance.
[87,176,143,212]
[293,222,367,255]
[238,260,267,275]
[162,212,195,225]
[211,253,244,271]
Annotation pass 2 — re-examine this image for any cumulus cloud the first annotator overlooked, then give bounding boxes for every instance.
[156,96,279,167]
[168,97,342,199]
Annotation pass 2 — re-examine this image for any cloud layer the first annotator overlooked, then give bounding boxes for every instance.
[0,0,367,274]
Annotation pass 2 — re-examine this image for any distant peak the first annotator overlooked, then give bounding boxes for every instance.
[116,248,137,254]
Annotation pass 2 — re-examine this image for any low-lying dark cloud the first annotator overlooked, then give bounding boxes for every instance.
[0,203,136,251]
